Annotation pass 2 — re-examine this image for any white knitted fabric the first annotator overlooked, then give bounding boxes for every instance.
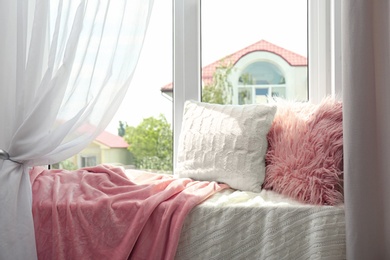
[175,189,346,260]
[176,100,276,192]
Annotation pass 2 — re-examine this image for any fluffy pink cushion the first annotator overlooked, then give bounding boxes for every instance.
[263,98,343,205]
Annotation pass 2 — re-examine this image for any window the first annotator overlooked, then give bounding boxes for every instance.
[200,0,308,105]
[237,58,308,104]
[80,156,97,167]
[238,61,287,104]
[239,62,285,86]
[173,0,341,168]
[53,0,173,172]
[52,0,341,172]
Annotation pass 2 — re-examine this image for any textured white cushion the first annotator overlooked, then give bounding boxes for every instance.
[176,100,276,192]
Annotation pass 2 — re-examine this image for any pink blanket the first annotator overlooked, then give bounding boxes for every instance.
[30,165,227,260]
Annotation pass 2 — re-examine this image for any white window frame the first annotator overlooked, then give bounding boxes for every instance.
[308,0,342,103]
[173,0,341,169]
[173,0,201,168]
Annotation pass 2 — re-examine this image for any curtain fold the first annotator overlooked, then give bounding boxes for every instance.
[0,0,154,259]
[343,0,390,259]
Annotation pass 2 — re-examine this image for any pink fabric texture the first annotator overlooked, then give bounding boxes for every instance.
[263,98,343,205]
[29,165,227,260]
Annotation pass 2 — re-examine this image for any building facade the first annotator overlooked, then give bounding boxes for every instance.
[161,40,307,103]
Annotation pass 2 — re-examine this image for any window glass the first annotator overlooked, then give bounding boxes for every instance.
[81,156,97,168]
[240,62,285,85]
[53,0,173,173]
[201,0,308,104]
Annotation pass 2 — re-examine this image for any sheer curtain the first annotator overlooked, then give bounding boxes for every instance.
[0,0,154,259]
[343,0,390,259]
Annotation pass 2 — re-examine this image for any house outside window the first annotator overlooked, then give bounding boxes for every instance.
[54,130,134,170]
[200,40,308,105]
[161,40,308,104]
[233,47,308,104]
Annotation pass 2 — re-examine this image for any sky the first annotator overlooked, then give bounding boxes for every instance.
[105,0,307,134]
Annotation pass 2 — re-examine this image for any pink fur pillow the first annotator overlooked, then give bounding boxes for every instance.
[263,98,343,205]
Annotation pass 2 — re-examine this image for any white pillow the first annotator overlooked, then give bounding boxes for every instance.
[175,100,276,192]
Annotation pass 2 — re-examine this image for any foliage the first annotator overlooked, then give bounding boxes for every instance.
[118,121,127,137]
[238,72,254,104]
[124,114,172,171]
[239,72,254,85]
[52,159,78,171]
[202,61,234,104]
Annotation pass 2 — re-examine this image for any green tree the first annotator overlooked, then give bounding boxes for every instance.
[118,121,127,137]
[238,72,254,104]
[202,61,234,104]
[124,114,172,171]
[52,159,77,171]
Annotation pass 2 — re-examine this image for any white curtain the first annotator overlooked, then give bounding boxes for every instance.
[343,0,390,259]
[0,0,154,259]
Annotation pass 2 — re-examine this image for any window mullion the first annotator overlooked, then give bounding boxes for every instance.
[173,0,201,170]
[308,0,332,103]
[331,0,342,99]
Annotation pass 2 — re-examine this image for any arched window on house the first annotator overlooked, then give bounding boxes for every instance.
[238,61,286,104]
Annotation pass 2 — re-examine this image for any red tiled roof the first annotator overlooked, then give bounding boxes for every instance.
[95,131,129,148]
[161,40,307,93]
[161,82,172,92]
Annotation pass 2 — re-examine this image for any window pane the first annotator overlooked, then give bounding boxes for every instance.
[201,0,308,104]
[54,0,173,173]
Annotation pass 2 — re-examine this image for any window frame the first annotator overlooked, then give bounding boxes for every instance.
[173,0,341,169]
[80,155,97,168]
[308,0,342,102]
